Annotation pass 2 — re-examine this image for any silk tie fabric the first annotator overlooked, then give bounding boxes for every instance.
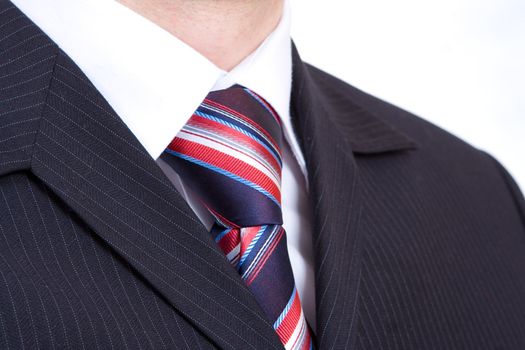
[162,85,313,349]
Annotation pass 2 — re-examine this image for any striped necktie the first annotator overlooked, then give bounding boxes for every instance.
[162,85,313,349]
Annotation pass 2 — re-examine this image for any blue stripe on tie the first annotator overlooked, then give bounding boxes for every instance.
[164,149,281,208]
[193,109,282,167]
[273,287,297,330]
[183,124,280,180]
[240,225,281,281]
[238,225,266,268]
[214,227,231,243]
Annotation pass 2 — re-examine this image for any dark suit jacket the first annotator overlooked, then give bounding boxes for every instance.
[1,2,525,349]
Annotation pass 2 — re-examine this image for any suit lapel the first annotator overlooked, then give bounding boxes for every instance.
[290,51,364,349]
[29,50,283,349]
[289,44,416,349]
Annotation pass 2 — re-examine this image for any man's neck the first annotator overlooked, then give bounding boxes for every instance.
[117,0,284,71]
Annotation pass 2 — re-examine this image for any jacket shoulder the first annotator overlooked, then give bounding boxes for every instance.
[305,63,474,154]
[306,63,502,167]
[305,63,525,223]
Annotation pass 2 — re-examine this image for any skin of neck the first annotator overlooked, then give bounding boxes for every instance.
[117,0,284,71]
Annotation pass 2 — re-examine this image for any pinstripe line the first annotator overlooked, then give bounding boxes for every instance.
[0,43,55,69]
[44,188,107,350]
[108,255,151,350]
[0,144,32,154]
[90,242,138,349]
[18,178,73,349]
[0,117,40,130]
[0,87,47,104]
[0,23,33,45]
[0,33,46,56]
[55,63,92,85]
[0,131,36,144]
[129,276,166,349]
[0,6,15,17]
[27,180,88,350]
[151,291,180,349]
[0,55,55,79]
[0,255,25,350]
[0,14,25,31]
[0,186,42,349]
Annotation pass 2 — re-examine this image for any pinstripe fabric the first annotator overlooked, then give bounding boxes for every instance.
[1,1,525,349]
[163,86,313,349]
[292,59,525,349]
[0,172,216,350]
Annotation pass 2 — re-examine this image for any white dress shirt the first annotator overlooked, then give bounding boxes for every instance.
[12,0,316,330]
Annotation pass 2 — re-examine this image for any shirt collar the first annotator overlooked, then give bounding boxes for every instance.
[12,0,305,175]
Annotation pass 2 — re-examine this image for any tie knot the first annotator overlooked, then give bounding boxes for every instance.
[164,85,284,228]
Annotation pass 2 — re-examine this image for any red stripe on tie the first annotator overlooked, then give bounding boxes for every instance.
[203,98,281,152]
[245,227,285,285]
[216,228,239,255]
[188,115,282,173]
[169,138,281,202]
[301,333,312,350]
[276,289,303,345]
[289,319,306,350]
[293,319,314,350]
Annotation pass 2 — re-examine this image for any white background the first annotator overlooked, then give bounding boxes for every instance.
[290,0,524,191]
